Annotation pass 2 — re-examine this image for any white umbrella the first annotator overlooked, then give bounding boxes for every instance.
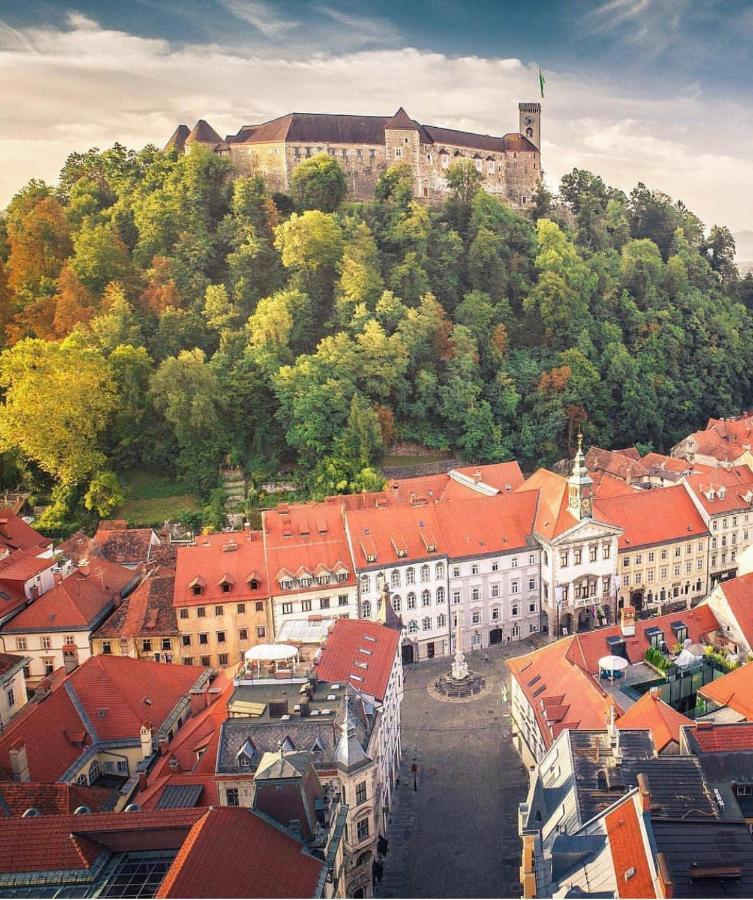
[244,643,298,661]
[599,655,629,674]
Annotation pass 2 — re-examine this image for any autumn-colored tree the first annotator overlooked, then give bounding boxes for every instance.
[139,256,182,314]
[6,193,72,299]
[52,265,95,337]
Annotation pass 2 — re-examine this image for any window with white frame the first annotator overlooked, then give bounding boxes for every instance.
[406,568,415,585]
[407,592,416,610]
[435,562,445,579]
[472,610,480,624]
[421,590,431,607]
[420,565,430,582]
[436,586,445,602]
[360,576,370,593]
[391,570,401,587]
[362,601,371,618]
[422,617,431,631]
[452,591,461,604]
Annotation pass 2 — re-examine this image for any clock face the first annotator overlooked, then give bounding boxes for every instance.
[524,116,535,127]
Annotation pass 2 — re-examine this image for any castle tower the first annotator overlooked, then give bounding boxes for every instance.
[567,432,593,520]
[518,102,541,149]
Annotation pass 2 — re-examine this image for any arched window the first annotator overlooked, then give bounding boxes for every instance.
[88,760,100,785]
[408,620,418,633]
[420,565,430,583]
[390,570,401,588]
[360,575,370,593]
[362,601,371,619]
[421,590,431,607]
[77,773,87,786]
[407,592,416,610]
[406,568,415,585]
[435,563,445,579]
[436,586,445,603]
[392,594,401,612]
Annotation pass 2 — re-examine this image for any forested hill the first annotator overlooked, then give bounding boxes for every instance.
[0,145,751,535]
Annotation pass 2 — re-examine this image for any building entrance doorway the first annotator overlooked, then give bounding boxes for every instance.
[427,642,435,658]
[402,642,416,665]
[489,628,503,645]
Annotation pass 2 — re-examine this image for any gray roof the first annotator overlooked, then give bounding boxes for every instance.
[651,818,753,898]
[155,783,204,809]
[621,756,719,819]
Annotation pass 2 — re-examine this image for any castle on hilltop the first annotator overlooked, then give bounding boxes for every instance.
[165,102,542,207]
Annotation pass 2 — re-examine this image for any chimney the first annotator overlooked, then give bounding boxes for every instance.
[288,818,304,841]
[656,852,675,898]
[636,772,651,812]
[189,687,208,716]
[158,737,169,756]
[139,725,153,759]
[649,686,660,700]
[9,743,29,783]
[620,605,636,637]
[138,771,148,792]
[299,700,310,718]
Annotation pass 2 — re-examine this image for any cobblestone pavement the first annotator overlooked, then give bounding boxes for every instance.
[376,641,534,899]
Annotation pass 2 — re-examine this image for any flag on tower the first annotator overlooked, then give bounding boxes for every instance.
[538,67,546,99]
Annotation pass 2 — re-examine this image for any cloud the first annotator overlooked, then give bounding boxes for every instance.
[220,0,298,37]
[0,13,751,231]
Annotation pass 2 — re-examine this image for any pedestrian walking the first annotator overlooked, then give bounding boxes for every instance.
[484,652,489,665]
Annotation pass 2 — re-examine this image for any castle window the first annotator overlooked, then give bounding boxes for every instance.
[357,148,362,158]
[328,148,336,156]
[474,158,482,172]
[426,153,432,162]
[404,137,409,144]
[369,149,376,158]
[305,146,311,157]
[395,148,402,158]
[487,161,495,174]
[423,187,428,197]
[341,148,347,157]
[294,147,300,157]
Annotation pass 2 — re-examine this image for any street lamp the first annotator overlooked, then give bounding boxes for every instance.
[411,757,418,792]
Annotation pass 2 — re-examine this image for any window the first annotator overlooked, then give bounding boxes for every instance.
[41,636,51,650]
[471,563,479,575]
[199,633,208,645]
[422,590,431,607]
[6,688,14,707]
[452,566,460,577]
[674,564,681,576]
[407,592,416,610]
[589,545,597,562]
[408,620,418,633]
[511,557,518,568]
[441,153,449,168]
[221,582,231,595]
[356,781,367,805]
[512,605,519,617]
[420,565,430,583]
[487,160,495,174]
[236,603,245,614]
[197,607,206,618]
[218,653,228,666]
[511,580,519,594]
[320,597,330,610]
[142,640,152,652]
[302,600,312,612]
[623,574,630,586]
[529,601,536,613]
[491,607,499,620]
[472,610,480,624]
[182,635,191,647]
[685,561,692,574]
[255,601,264,612]
[394,148,402,158]
[472,588,480,601]
[634,572,642,585]
[452,591,461,604]
[560,552,569,567]
[574,549,582,565]
[356,818,370,841]
[435,563,445,579]
[360,576,370,592]
[406,568,415,585]
[623,557,630,568]
[392,595,401,612]
[528,577,536,591]
[391,570,401,588]
[179,608,189,620]
[239,628,248,641]
[492,561,499,572]
[183,657,194,666]
[339,595,349,606]
[362,601,371,618]
[436,586,445,603]
[217,631,226,643]
[282,603,293,615]
[15,637,27,651]
[422,617,431,631]
[603,544,611,559]
[647,569,655,582]
[529,554,536,565]
[102,641,112,654]
[437,613,446,627]
[256,626,266,638]
[200,655,211,667]
[661,549,668,560]
[191,584,202,596]
[661,566,668,579]
[226,787,240,806]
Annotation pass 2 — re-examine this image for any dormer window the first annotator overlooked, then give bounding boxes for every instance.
[281,579,293,591]
[337,571,347,583]
[236,738,256,768]
[281,736,295,752]
[238,753,251,768]
[192,584,203,596]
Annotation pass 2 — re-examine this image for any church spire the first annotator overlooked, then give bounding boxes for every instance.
[567,430,593,520]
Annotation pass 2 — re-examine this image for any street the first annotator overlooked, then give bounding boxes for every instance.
[377,643,532,899]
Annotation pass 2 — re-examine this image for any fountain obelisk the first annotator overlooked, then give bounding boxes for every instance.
[451,611,469,681]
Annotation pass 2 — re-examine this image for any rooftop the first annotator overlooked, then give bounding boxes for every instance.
[174,530,269,608]
[616,689,693,752]
[92,521,160,567]
[93,565,177,639]
[314,617,400,701]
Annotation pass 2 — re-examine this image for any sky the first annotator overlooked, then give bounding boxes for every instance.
[1,0,753,232]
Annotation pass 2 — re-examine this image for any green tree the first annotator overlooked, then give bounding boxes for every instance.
[291,153,347,212]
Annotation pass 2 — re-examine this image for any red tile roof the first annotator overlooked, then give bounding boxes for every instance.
[93,566,177,639]
[586,446,648,483]
[0,652,26,678]
[0,547,55,582]
[0,513,49,555]
[157,807,324,899]
[616,691,692,752]
[315,618,400,701]
[434,490,538,557]
[345,502,444,568]
[516,468,578,540]
[684,466,753,516]
[3,559,136,632]
[0,781,116,816]
[0,655,210,781]
[264,503,354,593]
[507,638,618,750]
[688,721,753,752]
[594,484,708,550]
[699,662,753,719]
[592,474,640,499]
[93,522,160,566]
[717,572,753,648]
[0,807,202,873]
[641,452,694,475]
[605,794,657,898]
[174,531,269,608]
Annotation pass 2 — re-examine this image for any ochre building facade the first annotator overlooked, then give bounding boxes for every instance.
[165,102,542,208]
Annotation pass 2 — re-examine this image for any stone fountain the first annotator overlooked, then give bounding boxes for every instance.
[433,611,487,700]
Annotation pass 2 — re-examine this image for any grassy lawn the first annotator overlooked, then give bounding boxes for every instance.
[113,469,201,527]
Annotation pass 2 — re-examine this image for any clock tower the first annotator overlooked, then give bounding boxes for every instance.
[518,102,541,149]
